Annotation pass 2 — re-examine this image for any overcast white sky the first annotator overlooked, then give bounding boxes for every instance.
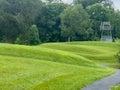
[62,0,120,10]
[112,0,120,10]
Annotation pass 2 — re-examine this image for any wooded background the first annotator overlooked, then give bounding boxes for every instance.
[0,0,120,45]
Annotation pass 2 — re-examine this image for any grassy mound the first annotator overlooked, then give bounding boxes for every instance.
[41,41,120,63]
[0,43,97,67]
[111,85,120,90]
[0,41,119,90]
[0,55,113,90]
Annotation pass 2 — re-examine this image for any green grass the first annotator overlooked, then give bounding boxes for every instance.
[108,65,120,69]
[111,85,120,90]
[0,41,119,90]
[41,41,120,63]
[0,43,98,67]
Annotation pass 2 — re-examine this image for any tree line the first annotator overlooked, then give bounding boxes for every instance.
[0,0,120,45]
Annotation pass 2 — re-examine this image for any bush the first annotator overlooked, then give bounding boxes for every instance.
[28,25,40,45]
[15,37,21,44]
[116,51,120,63]
[115,38,120,43]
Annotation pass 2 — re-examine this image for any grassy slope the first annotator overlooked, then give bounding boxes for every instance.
[111,85,120,90]
[0,42,119,90]
[41,41,120,63]
[0,43,97,67]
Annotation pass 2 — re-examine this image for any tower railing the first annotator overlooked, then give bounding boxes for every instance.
[100,22,113,42]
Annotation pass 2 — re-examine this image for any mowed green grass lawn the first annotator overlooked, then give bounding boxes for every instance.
[41,41,120,63]
[111,85,120,90]
[0,41,119,90]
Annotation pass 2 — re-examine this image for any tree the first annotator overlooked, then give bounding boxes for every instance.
[73,0,113,9]
[86,3,112,39]
[43,0,62,3]
[101,0,113,9]
[74,0,102,8]
[60,5,93,42]
[28,25,40,45]
[36,3,67,42]
[0,13,20,43]
[109,10,120,38]
[0,0,43,44]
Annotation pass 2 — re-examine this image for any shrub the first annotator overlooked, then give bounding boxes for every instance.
[28,25,40,45]
[116,51,120,63]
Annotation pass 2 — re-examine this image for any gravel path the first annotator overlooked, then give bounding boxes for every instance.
[81,69,120,90]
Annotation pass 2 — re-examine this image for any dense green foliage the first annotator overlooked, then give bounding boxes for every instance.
[28,25,40,45]
[73,0,113,9]
[0,0,42,44]
[0,0,120,44]
[60,5,93,41]
[0,41,119,89]
[116,51,120,63]
[36,3,66,42]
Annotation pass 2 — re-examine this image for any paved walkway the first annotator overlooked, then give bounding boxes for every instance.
[81,69,120,90]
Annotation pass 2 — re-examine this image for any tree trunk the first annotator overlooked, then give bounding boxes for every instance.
[68,36,70,42]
